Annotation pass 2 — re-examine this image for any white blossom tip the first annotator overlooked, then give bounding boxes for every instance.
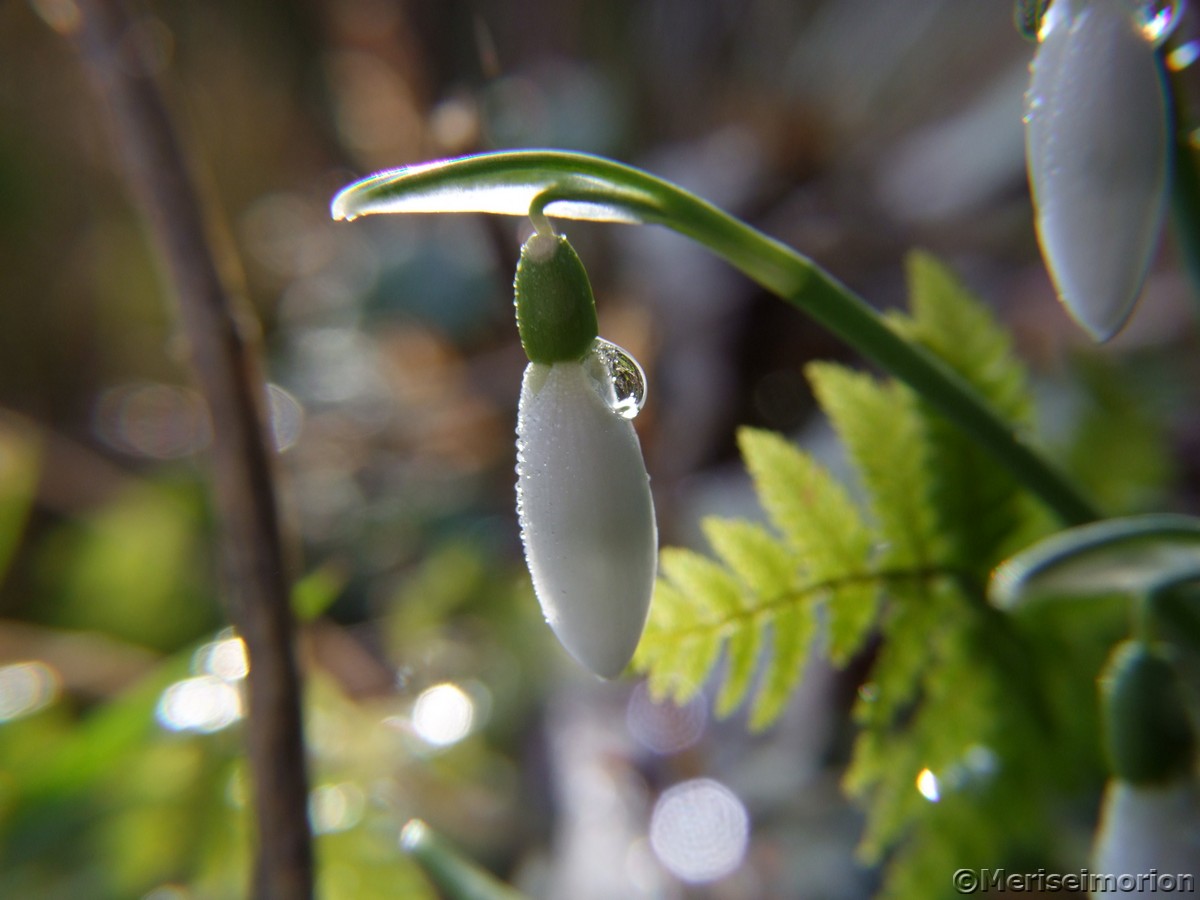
[1025,0,1169,341]
[515,354,657,679]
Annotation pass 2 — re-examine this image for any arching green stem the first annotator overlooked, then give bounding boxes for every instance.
[335,151,1100,525]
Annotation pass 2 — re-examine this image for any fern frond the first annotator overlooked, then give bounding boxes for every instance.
[748,603,815,730]
[659,547,744,618]
[898,252,1030,423]
[890,252,1046,571]
[737,427,878,662]
[847,581,989,861]
[737,428,872,578]
[702,517,794,598]
[635,517,880,728]
[633,251,1096,900]
[634,578,723,703]
[806,364,937,568]
[715,626,764,717]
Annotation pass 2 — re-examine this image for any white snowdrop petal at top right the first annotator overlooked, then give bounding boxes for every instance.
[1025,0,1170,341]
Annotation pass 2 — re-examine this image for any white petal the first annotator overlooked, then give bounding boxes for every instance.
[516,357,657,678]
[1026,0,1168,340]
[1092,779,1200,884]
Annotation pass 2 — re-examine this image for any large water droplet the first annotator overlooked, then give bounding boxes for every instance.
[1134,0,1185,44]
[590,337,647,419]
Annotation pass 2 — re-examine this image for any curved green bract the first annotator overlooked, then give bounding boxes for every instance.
[990,514,1200,609]
[332,150,1098,526]
[333,151,654,224]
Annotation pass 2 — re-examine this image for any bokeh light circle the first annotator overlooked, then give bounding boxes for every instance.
[649,778,749,883]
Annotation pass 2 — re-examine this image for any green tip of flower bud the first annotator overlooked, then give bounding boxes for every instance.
[514,232,599,364]
[1101,641,1196,785]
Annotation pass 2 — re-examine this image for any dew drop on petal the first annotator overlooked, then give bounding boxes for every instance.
[589,338,646,419]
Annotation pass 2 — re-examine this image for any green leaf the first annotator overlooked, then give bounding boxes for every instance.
[0,413,39,586]
[1064,354,1176,514]
[291,563,347,622]
[851,586,941,732]
[806,364,936,568]
[42,484,215,650]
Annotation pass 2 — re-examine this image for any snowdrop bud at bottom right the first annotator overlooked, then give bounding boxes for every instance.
[1025,0,1169,341]
[1092,779,1200,890]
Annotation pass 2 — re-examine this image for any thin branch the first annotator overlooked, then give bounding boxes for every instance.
[67,1,313,897]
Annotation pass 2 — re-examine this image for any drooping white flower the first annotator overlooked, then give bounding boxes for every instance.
[1092,779,1200,888]
[1091,639,1200,887]
[513,231,657,678]
[1025,0,1170,340]
[517,349,657,678]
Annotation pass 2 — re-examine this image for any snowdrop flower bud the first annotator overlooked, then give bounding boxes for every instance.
[514,231,657,679]
[1093,780,1200,888]
[1025,0,1170,341]
[1091,641,1200,884]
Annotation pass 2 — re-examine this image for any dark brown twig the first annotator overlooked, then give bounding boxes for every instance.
[68,1,313,896]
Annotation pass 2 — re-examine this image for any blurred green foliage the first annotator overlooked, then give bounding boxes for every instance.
[635,254,1152,898]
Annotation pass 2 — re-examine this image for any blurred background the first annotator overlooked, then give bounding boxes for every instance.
[0,0,1198,897]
